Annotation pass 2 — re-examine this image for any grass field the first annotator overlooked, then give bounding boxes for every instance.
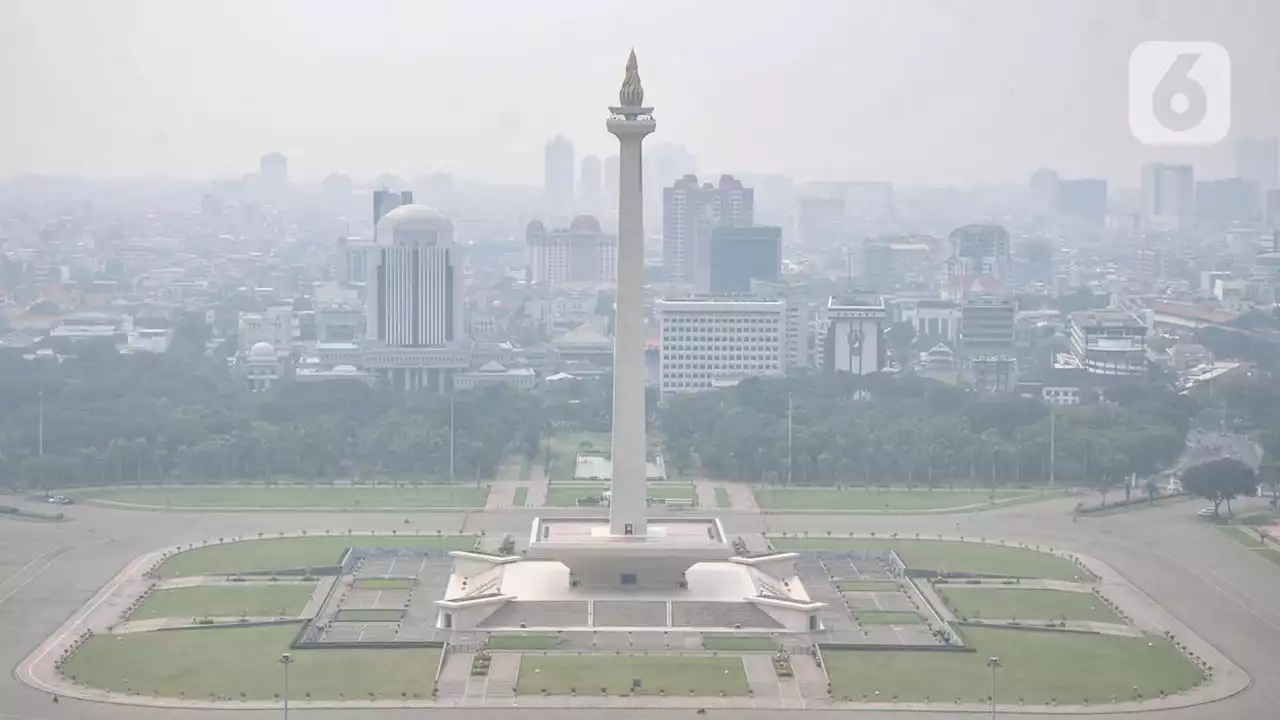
[714,488,731,508]
[543,485,697,507]
[487,634,560,650]
[702,636,777,651]
[66,486,488,510]
[63,623,439,700]
[70,481,488,509]
[513,486,529,507]
[772,539,1087,582]
[517,655,748,696]
[939,587,1122,623]
[334,609,404,622]
[157,535,476,578]
[132,584,315,620]
[825,626,1201,704]
[855,611,923,625]
[546,433,613,484]
[1215,525,1280,567]
[351,578,417,590]
[837,580,901,592]
[754,488,1036,512]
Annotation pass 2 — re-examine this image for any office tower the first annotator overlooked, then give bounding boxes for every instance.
[1141,163,1195,229]
[580,155,603,210]
[1267,190,1280,230]
[1057,179,1108,225]
[259,152,288,203]
[373,189,414,234]
[605,50,655,537]
[662,174,754,285]
[1196,178,1260,224]
[657,297,787,395]
[796,196,846,248]
[944,224,1012,296]
[526,216,617,285]
[706,225,781,293]
[1029,168,1060,218]
[1237,137,1279,194]
[544,135,576,212]
[367,204,461,349]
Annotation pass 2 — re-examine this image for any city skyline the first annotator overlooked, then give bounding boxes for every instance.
[3,0,1279,187]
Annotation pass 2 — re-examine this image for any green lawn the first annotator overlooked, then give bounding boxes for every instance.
[132,584,315,620]
[939,587,1121,623]
[544,485,696,507]
[513,486,529,507]
[754,488,1035,512]
[825,626,1202,704]
[66,486,488,510]
[1217,525,1268,548]
[714,488,731,508]
[855,611,923,625]
[351,578,417,590]
[334,609,404,622]
[837,581,900,592]
[487,634,560,650]
[517,655,748,696]
[63,623,438,700]
[772,539,1087,582]
[702,636,777,651]
[545,486,607,507]
[157,535,476,578]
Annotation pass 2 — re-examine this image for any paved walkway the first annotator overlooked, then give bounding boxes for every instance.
[692,480,719,510]
[722,482,759,510]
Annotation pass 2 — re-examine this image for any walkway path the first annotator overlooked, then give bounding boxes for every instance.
[722,482,759,510]
[526,463,550,508]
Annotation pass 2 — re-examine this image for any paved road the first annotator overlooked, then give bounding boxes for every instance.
[2,494,1279,719]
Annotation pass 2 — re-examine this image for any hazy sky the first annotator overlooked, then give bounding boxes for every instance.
[1,0,1277,187]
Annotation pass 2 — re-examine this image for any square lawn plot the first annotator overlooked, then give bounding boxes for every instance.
[62,623,439,700]
[938,587,1123,623]
[517,655,749,696]
[825,626,1202,704]
[157,535,476,578]
[773,539,1088,582]
[843,593,915,612]
[131,583,316,620]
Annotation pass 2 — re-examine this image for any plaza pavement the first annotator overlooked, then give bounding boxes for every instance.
[3,493,1280,719]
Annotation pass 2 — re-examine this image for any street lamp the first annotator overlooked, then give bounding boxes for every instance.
[986,655,1002,719]
[279,652,294,720]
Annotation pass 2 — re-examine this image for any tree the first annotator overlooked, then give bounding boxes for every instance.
[1181,458,1257,519]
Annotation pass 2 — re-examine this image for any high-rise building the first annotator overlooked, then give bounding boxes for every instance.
[259,152,288,204]
[944,224,1012,296]
[662,174,754,285]
[579,154,603,209]
[1237,137,1279,194]
[544,135,576,211]
[796,196,846,248]
[373,189,414,234]
[1196,178,1260,224]
[1267,190,1280,230]
[1067,310,1147,377]
[367,204,461,348]
[526,216,617,285]
[1141,163,1195,228]
[657,297,787,395]
[706,225,781,293]
[1057,179,1108,225]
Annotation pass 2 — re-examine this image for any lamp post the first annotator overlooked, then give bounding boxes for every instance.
[279,652,294,720]
[987,655,1002,719]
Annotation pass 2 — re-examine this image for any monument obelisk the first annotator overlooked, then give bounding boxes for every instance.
[606,50,655,538]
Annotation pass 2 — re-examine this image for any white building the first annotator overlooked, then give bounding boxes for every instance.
[657,297,787,395]
[822,294,886,375]
[1068,309,1148,376]
[526,216,617,285]
[1141,163,1195,230]
[362,204,469,391]
[237,306,293,357]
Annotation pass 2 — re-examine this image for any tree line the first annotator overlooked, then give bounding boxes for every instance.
[660,373,1196,494]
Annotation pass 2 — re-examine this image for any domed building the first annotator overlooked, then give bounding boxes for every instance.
[242,341,283,392]
[525,214,617,285]
[362,204,469,392]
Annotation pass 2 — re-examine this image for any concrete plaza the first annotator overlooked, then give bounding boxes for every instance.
[3,493,1280,718]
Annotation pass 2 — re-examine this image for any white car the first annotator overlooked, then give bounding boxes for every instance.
[1197,507,1217,518]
